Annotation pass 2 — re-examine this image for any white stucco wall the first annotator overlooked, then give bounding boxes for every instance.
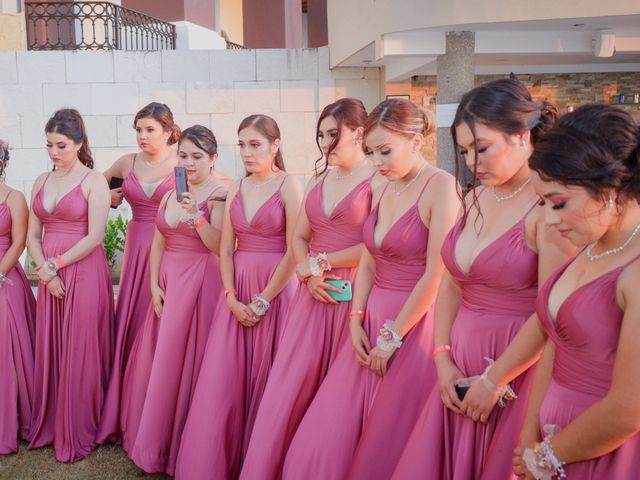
[0,47,382,198]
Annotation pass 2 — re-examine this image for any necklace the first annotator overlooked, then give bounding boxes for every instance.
[335,160,367,180]
[585,222,640,261]
[393,164,426,196]
[143,151,171,168]
[245,173,279,188]
[492,178,531,202]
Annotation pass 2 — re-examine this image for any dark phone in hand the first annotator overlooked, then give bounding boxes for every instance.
[109,176,124,209]
[455,384,469,401]
[175,166,188,202]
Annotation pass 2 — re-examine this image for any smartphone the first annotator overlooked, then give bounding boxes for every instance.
[325,279,353,302]
[455,384,469,401]
[108,176,124,209]
[175,166,188,202]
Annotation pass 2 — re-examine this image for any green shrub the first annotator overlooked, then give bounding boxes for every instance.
[104,214,129,269]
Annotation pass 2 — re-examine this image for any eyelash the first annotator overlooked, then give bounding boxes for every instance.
[538,199,566,210]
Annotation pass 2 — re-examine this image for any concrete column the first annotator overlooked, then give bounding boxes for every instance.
[242,0,302,48]
[306,0,327,48]
[436,31,474,181]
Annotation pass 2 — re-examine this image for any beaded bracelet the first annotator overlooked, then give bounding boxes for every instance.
[480,357,518,408]
[249,294,270,317]
[0,272,14,288]
[523,430,566,479]
[376,320,403,352]
[42,256,64,277]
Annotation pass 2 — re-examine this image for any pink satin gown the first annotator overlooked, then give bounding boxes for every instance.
[393,202,539,480]
[119,193,223,476]
[535,252,640,478]
[282,174,440,480]
[175,177,297,480]
[240,174,373,480]
[98,157,174,443]
[29,173,114,462]
[0,190,36,455]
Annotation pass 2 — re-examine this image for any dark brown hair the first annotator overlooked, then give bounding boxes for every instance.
[315,98,367,176]
[237,114,286,173]
[179,125,218,157]
[0,140,8,180]
[452,77,558,223]
[530,103,640,203]
[134,102,181,145]
[45,109,93,169]
[364,98,435,140]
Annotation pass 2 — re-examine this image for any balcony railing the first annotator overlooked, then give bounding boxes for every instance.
[25,1,176,51]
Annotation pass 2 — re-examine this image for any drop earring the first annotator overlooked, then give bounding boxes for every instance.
[520,137,527,147]
[609,191,615,209]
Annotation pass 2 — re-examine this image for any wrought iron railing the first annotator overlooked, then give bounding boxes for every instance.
[25,1,176,51]
[225,40,247,50]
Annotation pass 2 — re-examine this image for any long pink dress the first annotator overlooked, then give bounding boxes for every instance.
[282,175,439,480]
[0,191,36,455]
[175,177,297,480]
[240,174,373,480]
[118,193,223,476]
[29,173,114,462]
[535,253,640,478]
[392,203,539,480]
[97,157,174,443]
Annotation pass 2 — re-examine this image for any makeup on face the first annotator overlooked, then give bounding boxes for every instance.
[135,117,169,153]
[365,126,414,181]
[238,127,277,174]
[178,138,213,183]
[46,132,79,167]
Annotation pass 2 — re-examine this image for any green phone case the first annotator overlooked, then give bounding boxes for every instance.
[325,279,353,302]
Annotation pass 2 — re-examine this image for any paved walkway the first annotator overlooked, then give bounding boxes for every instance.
[0,443,170,480]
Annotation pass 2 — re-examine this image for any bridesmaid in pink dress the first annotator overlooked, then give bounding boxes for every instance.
[241,98,378,480]
[0,141,36,455]
[282,98,458,480]
[175,115,302,480]
[98,103,179,443]
[509,104,640,479]
[392,79,571,480]
[26,109,113,462]
[118,125,228,475]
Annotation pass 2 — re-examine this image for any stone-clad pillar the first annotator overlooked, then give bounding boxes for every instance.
[436,31,474,181]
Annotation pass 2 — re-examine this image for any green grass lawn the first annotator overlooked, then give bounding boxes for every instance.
[0,443,171,480]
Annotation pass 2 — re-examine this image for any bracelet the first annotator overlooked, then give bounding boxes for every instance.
[376,320,402,352]
[249,294,270,317]
[55,256,65,268]
[193,215,207,228]
[224,288,237,298]
[349,309,365,321]
[308,252,332,277]
[523,430,566,479]
[480,357,518,408]
[42,257,61,277]
[0,272,14,288]
[183,210,204,229]
[432,344,451,357]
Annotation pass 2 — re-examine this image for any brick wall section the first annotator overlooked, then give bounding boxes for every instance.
[0,47,382,199]
[412,72,640,165]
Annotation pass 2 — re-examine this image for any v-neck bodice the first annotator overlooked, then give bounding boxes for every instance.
[0,192,12,251]
[537,253,640,396]
[230,180,287,253]
[305,174,373,254]
[32,177,90,239]
[156,195,211,254]
[122,166,175,223]
[442,206,538,315]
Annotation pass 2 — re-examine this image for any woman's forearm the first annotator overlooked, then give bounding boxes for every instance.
[433,272,463,348]
[393,264,444,337]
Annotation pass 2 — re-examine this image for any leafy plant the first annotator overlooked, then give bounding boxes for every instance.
[103,214,129,269]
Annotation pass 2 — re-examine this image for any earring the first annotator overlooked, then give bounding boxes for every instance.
[520,138,527,147]
[354,138,360,145]
[609,191,615,209]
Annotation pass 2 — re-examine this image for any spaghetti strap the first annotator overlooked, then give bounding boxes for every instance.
[79,170,92,184]
[2,189,12,203]
[373,182,391,210]
[417,170,443,202]
[622,251,640,269]
[277,174,288,191]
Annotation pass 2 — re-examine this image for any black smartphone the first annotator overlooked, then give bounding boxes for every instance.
[109,176,124,209]
[455,384,469,401]
[175,166,188,202]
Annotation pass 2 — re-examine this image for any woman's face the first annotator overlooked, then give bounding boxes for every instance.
[178,138,215,185]
[135,117,170,155]
[46,132,80,170]
[317,115,363,167]
[238,126,279,174]
[531,171,615,247]
[365,126,419,181]
[455,122,530,186]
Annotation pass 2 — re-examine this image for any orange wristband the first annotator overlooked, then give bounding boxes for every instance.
[194,216,207,228]
[349,310,365,320]
[432,344,451,357]
[55,256,65,269]
[224,288,237,297]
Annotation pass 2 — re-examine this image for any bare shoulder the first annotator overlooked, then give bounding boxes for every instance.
[281,173,303,197]
[226,178,242,202]
[87,169,109,188]
[618,254,640,311]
